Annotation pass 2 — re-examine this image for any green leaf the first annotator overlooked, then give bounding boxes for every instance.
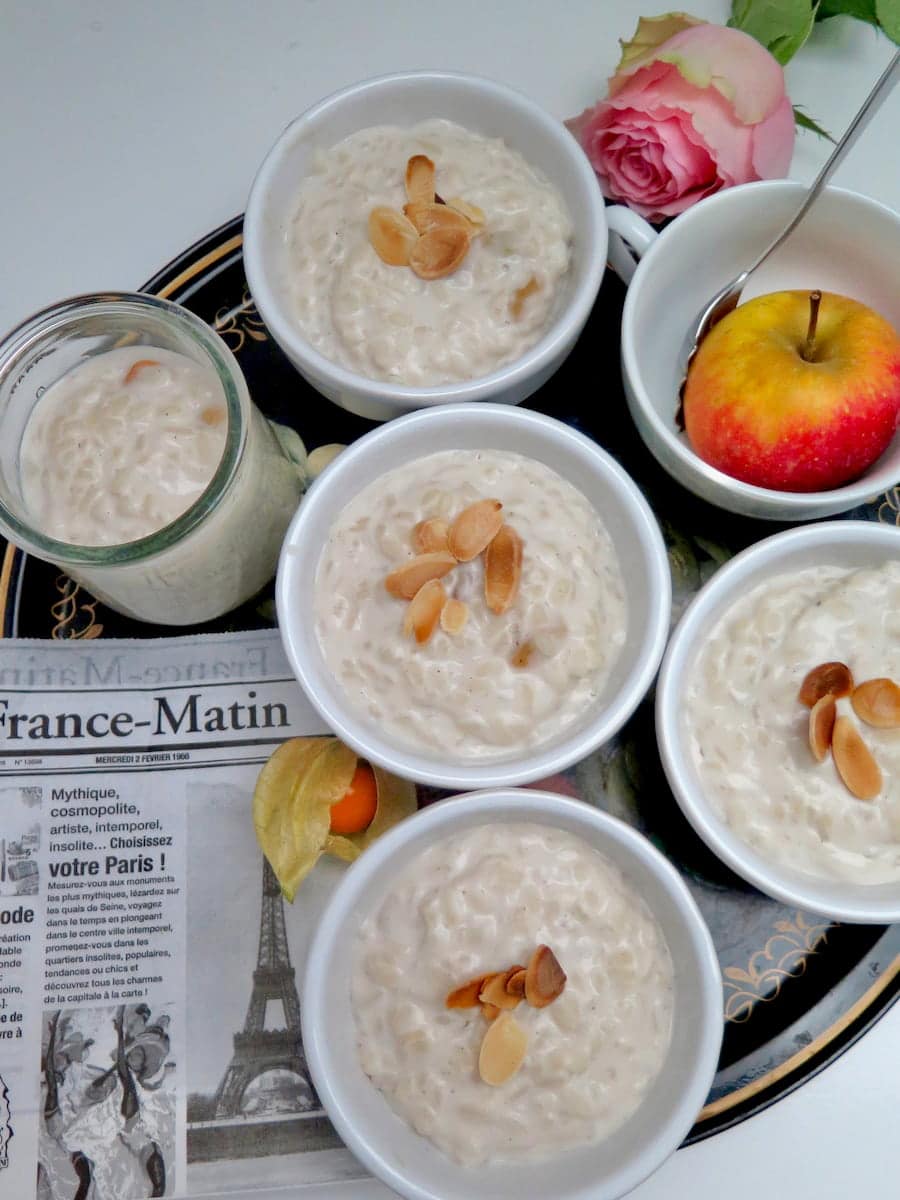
[815,0,878,25]
[729,0,818,63]
[876,0,900,41]
[793,104,838,141]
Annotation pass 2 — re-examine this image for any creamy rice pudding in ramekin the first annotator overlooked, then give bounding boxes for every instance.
[313,448,627,761]
[352,820,674,1166]
[284,119,573,387]
[683,559,900,886]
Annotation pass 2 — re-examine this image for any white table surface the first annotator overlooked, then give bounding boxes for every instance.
[2,2,898,1197]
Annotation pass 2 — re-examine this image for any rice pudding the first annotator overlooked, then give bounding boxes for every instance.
[313,449,627,759]
[684,561,900,884]
[285,119,573,386]
[352,821,675,1166]
[20,347,227,546]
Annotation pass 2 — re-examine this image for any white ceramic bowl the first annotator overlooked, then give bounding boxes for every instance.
[276,403,670,789]
[303,789,723,1200]
[243,70,608,421]
[620,181,900,520]
[657,520,900,922]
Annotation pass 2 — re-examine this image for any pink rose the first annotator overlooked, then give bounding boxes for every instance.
[566,13,795,222]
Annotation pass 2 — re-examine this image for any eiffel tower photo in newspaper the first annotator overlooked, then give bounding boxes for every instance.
[214,858,318,1118]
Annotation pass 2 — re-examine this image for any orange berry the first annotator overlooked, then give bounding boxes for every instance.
[329,763,378,835]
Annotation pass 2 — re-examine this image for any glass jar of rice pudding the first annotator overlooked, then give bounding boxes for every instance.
[0,293,304,625]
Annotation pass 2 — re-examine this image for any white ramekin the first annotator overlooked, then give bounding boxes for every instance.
[242,70,610,421]
[302,789,723,1200]
[657,520,900,922]
[276,403,670,789]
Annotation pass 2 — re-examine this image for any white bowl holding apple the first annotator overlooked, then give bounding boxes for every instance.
[618,181,900,520]
[657,520,900,923]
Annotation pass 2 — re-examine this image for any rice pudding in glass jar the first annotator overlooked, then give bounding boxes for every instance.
[352,820,675,1166]
[683,561,900,884]
[284,119,573,386]
[0,293,304,625]
[313,449,627,760]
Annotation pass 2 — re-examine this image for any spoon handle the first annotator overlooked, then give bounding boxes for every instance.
[743,49,900,280]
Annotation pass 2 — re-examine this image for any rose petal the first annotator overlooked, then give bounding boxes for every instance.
[609,24,788,125]
[614,12,707,74]
[750,94,796,179]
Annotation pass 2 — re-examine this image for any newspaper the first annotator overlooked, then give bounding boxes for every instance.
[0,629,394,1200]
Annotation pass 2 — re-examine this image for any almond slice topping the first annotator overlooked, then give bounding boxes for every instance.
[368,206,419,266]
[403,201,471,236]
[385,552,457,600]
[510,276,540,319]
[505,968,527,997]
[478,1012,528,1086]
[412,518,451,555]
[524,944,566,1008]
[851,678,900,729]
[479,969,522,1012]
[511,640,535,669]
[405,154,435,206]
[440,597,469,635]
[409,226,471,281]
[403,578,446,645]
[809,694,836,763]
[446,196,485,232]
[481,1002,501,1022]
[485,524,523,615]
[445,976,484,1009]
[832,715,881,801]
[798,661,854,708]
[123,359,160,384]
[448,499,503,562]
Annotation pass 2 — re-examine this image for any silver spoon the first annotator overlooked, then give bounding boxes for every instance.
[678,48,900,406]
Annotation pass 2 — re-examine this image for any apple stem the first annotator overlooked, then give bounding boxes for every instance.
[802,290,822,362]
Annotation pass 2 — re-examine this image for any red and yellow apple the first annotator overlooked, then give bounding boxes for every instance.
[683,290,900,492]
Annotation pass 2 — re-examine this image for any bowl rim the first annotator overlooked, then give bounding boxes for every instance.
[275,403,672,789]
[656,520,900,922]
[302,788,724,1200]
[620,179,900,512]
[243,68,607,407]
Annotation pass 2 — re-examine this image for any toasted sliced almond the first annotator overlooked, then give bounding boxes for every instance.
[405,154,435,206]
[481,1002,501,1022]
[485,524,523,615]
[809,694,836,762]
[798,662,854,708]
[511,640,535,669]
[445,976,484,1009]
[446,196,485,232]
[506,968,527,997]
[385,552,457,600]
[448,499,503,562]
[123,358,160,384]
[403,579,446,645]
[413,518,451,555]
[851,678,900,728]
[440,597,469,635]
[403,201,471,236]
[478,1012,528,1086]
[200,405,225,426]
[368,206,419,266]
[832,715,881,801]
[479,969,522,1012]
[510,276,540,319]
[409,226,470,281]
[524,945,566,1008]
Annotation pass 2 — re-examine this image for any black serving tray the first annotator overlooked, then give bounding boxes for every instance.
[2,215,897,1143]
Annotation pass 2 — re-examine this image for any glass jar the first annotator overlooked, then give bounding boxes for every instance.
[0,293,305,625]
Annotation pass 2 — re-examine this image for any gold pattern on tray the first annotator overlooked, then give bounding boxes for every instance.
[213,288,269,353]
[723,912,831,1023]
[876,486,900,526]
[50,576,103,641]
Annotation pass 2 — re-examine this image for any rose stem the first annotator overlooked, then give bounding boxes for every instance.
[802,290,822,362]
